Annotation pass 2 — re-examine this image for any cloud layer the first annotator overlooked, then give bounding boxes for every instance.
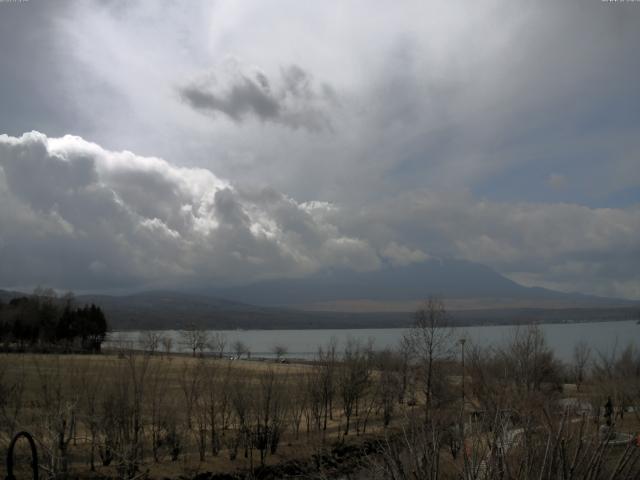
[0,1,639,298]
[342,192,640,299]
[0,132,379,290]
[1,132,638,298]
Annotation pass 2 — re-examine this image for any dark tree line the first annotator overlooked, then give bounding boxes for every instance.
[0,289,107,352]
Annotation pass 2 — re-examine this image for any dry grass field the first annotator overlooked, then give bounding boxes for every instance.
[3,323,640,480]
[0,351,396,479]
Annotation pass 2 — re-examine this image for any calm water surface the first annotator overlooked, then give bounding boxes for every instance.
[107,320,640,362]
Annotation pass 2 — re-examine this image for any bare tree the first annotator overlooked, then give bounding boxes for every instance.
[374,349,401,428]
[228,375,251,462]
[406,296,453,421]
[77,359,105,471]
[232,339,248,359]
[178,358,207,460]
[98,352,151,478]
[138,331,161,355]
[504,324,560,394]
[160,335,173,358]
[316,337,338,432]
[203,359,222,456]
[216,362,234,434]
[180,323,209,357]
[592,343,640,426]
[304,368,324,434]
[572,340,591,392]
[251,367,289,465]
[6,323,640,480]
[378,401,640,480]
[147,357,171,462]
[33,355,78,479]
[288,374,308,439]
[0,355,26,447]
[209,332,227,358]
[338,337,372,435]
[124,353,151,478]
[397,335,413,404]
[272,344,288,362]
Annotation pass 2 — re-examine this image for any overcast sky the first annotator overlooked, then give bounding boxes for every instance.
[0,0,639,299]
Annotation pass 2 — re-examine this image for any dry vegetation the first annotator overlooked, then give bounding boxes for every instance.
[2,298,640,479]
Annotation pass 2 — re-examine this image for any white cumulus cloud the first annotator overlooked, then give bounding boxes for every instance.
[0,132,379,290]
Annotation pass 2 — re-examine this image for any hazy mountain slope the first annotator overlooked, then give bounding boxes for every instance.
[211,258,624,307]
[0,289,23,303]
[2,259,637,330]
[74,291,301,330]
[1,287,637,331]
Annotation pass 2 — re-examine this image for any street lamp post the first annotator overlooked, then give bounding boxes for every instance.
[460,338,466,408]
[459,338,467,451]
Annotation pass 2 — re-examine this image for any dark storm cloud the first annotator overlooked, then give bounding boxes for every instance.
[181,77,281,122]
[179,64,333,132]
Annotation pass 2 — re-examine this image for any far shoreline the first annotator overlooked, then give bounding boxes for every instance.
[107,306,639,331]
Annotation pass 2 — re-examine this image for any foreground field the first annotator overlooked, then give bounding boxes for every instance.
[3,321,640,480]
[0,350,401,479]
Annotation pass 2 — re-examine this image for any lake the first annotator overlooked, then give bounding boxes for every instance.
[106,320,640,362]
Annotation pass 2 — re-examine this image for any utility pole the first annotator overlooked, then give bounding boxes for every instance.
[460,337,467,428]
[460,337,466,408]
[459,338,467,456]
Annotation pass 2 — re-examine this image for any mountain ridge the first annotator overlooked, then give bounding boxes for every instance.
[209,258,633,307]
[2,259,637,330]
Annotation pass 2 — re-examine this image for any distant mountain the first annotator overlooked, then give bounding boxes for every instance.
[211,258,632,309]
[1,259,637,330]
